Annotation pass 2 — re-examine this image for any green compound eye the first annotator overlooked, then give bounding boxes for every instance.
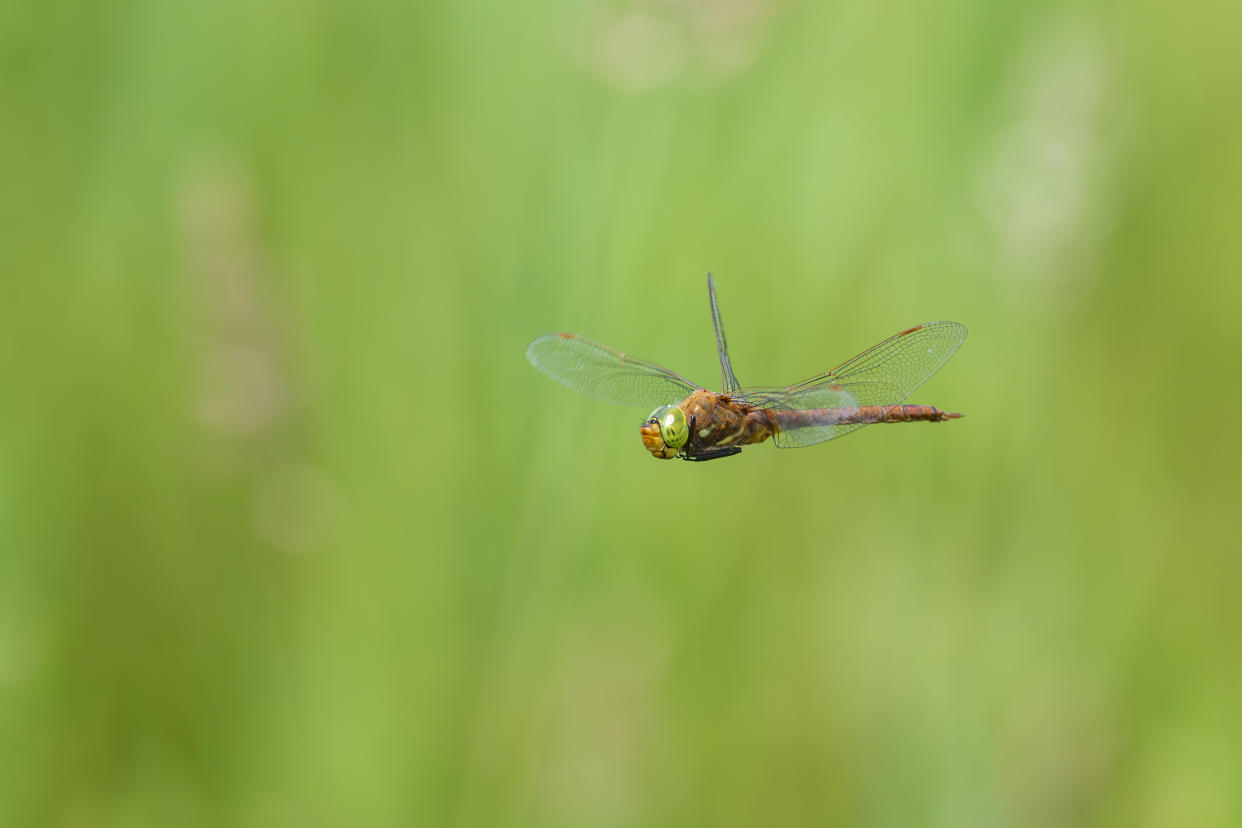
[651,405,688,449]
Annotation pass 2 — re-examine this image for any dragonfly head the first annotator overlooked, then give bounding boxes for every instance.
[641,404,688,459]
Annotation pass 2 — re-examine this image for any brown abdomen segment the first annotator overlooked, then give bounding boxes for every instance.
[844,404,960,424]
[775,404,962,428]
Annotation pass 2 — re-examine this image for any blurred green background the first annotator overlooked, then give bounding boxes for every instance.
[3,0,1241,825]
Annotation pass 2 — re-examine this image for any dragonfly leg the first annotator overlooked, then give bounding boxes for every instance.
[683,446,742,462]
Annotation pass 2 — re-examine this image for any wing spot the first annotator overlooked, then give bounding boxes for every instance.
[556,332,574,339]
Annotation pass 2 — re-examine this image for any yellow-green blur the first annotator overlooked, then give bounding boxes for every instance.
[2,1,1240,826]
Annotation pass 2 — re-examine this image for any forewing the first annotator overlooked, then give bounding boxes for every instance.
[526,333,702,409]
[794,321,967,395]
[708,274,742,394]
[737,321,967,448]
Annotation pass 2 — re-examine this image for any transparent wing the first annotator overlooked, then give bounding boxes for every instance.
[737,321,967,448]
[788,321,968,393]
[526,333,703,409]
[708,274,742,395]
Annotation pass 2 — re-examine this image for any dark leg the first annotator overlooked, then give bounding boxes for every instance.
[683,447,743,462]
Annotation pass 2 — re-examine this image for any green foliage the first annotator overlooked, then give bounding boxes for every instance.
[2,0,1240,824]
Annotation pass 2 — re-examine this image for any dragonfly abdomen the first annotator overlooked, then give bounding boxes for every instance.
[774,404,962,430]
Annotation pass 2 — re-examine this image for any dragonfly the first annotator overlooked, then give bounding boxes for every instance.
[526,276,967,462]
